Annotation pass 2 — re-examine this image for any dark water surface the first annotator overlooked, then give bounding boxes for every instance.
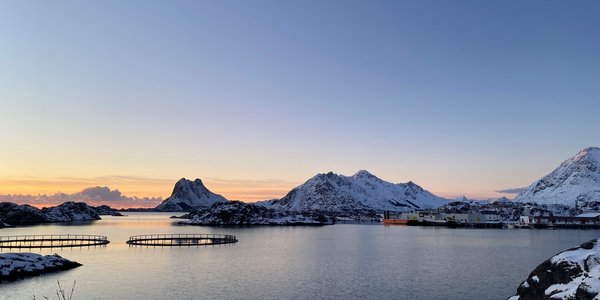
[1,213,599,299]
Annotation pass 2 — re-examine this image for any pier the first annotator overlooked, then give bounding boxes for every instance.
[126,234,238,246]
[0,234,110,249]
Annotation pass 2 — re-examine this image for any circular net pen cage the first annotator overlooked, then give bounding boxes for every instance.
[126,234,238,247]
[0,234,110,249]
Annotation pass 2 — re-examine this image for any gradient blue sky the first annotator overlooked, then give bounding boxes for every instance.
[1,0,599,203]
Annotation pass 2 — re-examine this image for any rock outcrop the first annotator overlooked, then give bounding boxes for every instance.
[92,205,125,216]
[181,201,334,226]
[0,253,81,281]
[155,178,227,212]
[509,239,600,300]
[0,202,101,226]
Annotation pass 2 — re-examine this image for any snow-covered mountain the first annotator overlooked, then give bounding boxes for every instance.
[155,178,227,212]
[262,170,447,212]
[515,147,600,207]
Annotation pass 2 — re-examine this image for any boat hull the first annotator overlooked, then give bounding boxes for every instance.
[383,219,409,225]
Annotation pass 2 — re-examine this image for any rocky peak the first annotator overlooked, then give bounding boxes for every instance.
[155,178,227,212]
[352,170,375,178]
[575,147,600,160]
[171,178,209,196]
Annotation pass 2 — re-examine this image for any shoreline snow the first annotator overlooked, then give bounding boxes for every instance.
[0,253,81,281]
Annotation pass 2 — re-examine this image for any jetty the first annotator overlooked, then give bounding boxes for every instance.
[0,234,109,249]
[126,234,238,246]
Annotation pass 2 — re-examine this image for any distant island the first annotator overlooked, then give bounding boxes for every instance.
[0,202,122,227]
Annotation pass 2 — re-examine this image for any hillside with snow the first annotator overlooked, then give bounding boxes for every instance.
[155,178,227,212]
[262,170,447,212]
[515,147,600,208]
[181,201,334,226]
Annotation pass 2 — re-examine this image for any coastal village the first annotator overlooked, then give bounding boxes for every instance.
[383,206,600,229]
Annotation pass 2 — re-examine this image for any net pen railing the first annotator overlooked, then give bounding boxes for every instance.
[0,234,110,248]
[126,233,237,246]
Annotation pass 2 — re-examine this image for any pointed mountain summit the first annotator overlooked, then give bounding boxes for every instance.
[515,147,600,207]
[267,170,447,212]
[155,178,227,212]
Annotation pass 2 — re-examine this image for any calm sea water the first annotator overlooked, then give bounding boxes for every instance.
[1,213,599,300]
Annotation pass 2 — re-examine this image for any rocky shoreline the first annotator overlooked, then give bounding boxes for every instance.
[0,253,81,281]
[508,239,600,300]
[0,202,123,227]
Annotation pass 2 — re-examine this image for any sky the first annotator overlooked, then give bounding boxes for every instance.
[0,0,599,207]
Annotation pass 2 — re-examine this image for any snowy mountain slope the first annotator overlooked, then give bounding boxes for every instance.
[155,178,227,212]
[265,170,447,212]
[515,147,600,207]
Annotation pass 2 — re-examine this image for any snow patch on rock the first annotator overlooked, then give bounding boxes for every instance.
[509,239,600,300]
[0,253,81,281]
[182,201,333,225]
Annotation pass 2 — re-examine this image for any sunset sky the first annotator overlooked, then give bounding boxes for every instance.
[1,1,599,207]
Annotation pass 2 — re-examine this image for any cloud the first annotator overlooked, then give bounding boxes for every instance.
[0,186,163,208]
[78,186,123,201]
[0,175,174,199]
[495,187,526,194]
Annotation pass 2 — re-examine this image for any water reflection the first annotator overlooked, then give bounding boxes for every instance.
[1,213,599,299]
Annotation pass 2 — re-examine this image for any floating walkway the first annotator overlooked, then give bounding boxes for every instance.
[0,234,110,249]
[126,234,238,247]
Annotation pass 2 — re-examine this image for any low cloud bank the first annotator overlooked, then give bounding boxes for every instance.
[495,187,526,194]
[0,186,162,208]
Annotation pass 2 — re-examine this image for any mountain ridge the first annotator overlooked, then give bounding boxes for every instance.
[515,147,600,207]
[261,170,447,212]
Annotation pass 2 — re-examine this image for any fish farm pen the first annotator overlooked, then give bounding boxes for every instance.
[0,234,110,249]
[126,234,238,247]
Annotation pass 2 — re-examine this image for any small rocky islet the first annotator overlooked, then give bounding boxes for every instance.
[179,201,335,226]
[0,201,123,226]
[0,253,81,281]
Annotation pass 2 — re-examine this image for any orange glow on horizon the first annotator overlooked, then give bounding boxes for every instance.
[0,175,514,208]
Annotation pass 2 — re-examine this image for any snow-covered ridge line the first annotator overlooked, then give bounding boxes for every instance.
[516,147,600,208]
[0,253,81,281]
[261,170,447,212]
